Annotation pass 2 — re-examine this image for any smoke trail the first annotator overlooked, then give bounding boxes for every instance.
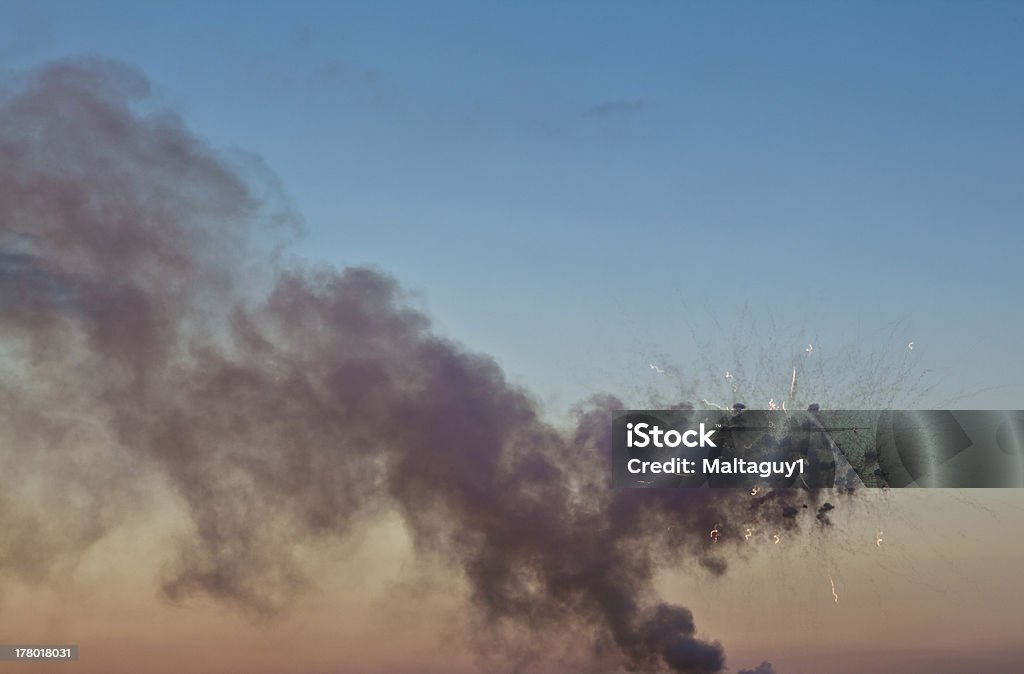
[0,58,820,672]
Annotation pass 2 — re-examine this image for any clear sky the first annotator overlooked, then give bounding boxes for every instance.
[3,0,1022,413]
[2,3,1023,674]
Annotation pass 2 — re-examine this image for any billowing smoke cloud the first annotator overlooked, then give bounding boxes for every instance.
[0,58,825,672]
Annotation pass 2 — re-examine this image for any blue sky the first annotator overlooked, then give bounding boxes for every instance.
[3,1,1022,413]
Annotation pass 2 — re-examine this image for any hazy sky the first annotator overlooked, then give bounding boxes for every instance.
[3,491,1023,674]
[3,1,1022,412]
[2,3,1023,674]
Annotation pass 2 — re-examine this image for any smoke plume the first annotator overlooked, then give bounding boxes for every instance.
[0,58,823,672]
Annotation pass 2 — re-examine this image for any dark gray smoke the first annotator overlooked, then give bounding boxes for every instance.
[0,58,825,672]
[738,663,778,674]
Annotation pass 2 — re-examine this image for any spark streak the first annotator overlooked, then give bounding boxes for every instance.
[828,573,839,603]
